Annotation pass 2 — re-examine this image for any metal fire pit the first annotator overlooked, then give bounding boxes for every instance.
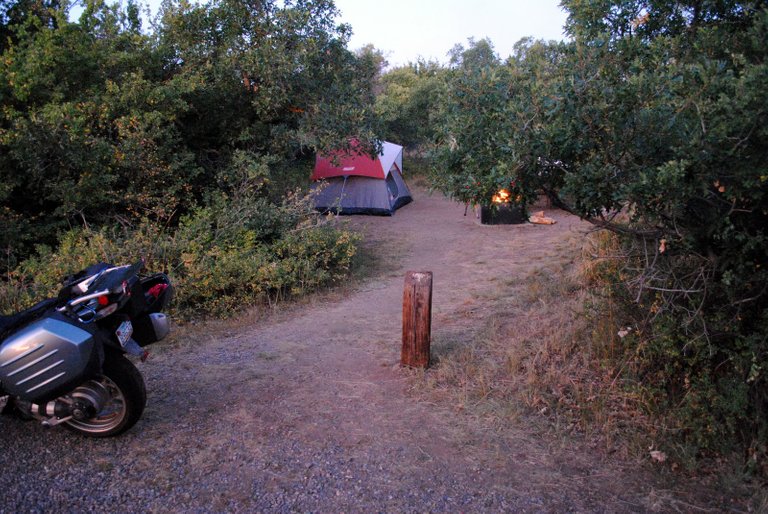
[480,204,526,225]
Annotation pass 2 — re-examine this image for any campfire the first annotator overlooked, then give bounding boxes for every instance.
[491,189,511,204]
[480,188,526,225]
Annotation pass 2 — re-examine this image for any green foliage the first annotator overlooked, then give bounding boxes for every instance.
[1,221,170,312]
[431,38,539,210]
[153,0,380,157]
[539,2,768,461]
[408,2,768,467]
[375,60,446,150]
[0,0,371,324]
[1,0,378,266]
[167,186,358,316]
[636,313,756,456]
[0,189,360,318]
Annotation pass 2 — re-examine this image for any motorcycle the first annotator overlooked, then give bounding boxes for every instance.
[0,261,173,437]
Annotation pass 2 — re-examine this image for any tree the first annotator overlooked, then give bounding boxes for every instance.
[432,38,537,210]
[447,36,497,70]
[424,2,767,459]
[375,59,445,150]
[0,0,380,265]
[355,43,388,95]
[535,0,768,456]
[1,0,61,52]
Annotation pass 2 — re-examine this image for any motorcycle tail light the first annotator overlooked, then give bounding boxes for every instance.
[98,295,109,306]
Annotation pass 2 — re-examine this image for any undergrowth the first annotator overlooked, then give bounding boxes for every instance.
[424,237,642,451]
[422,229,766,497]
[0,189,360,320]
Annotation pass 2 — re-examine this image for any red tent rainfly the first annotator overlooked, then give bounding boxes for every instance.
[310,141,413,215]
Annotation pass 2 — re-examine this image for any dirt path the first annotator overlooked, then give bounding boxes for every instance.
[1,190,724,512]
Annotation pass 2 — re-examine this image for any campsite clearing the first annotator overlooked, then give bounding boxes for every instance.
[0,188,746,512]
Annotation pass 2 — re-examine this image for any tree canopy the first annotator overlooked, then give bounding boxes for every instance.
[0,0,379,263]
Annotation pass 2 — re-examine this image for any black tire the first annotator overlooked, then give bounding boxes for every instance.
[64,354,147,437]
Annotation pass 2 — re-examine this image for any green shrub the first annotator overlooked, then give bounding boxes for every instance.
[585,230,768,470]
[0,191,360,320]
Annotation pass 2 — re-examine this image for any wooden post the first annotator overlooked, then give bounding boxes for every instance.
[402,271,433,368]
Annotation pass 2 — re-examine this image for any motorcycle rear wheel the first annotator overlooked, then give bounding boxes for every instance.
[64,354,147,437]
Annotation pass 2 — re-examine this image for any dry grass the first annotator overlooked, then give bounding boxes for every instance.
[421,230,650,455]
[418,229,766,508]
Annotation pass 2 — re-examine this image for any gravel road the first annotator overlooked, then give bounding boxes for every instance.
[1,190,726,513]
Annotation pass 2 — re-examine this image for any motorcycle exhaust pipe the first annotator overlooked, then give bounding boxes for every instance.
[24,400,74,428]
[29,400,72,418]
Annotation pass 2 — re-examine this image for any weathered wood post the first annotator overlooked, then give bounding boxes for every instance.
[401,271,433,368]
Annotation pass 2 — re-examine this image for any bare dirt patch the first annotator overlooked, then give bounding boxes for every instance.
[0,188,748,512]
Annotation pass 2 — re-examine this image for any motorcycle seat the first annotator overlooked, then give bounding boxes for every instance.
[0,298,58,341]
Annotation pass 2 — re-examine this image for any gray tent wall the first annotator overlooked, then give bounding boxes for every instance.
[310,166,412,215]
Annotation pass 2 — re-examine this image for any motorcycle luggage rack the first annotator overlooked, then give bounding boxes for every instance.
[57,289,110,323]
[60,289,111,309]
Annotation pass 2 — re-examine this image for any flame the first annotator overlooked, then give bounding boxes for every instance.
[491,189,511,204]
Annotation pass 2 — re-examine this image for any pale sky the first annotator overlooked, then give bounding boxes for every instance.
[70,0,570,66]
[333,0,570,67]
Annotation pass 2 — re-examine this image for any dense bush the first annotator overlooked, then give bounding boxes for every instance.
[430,38,557,212]
[543,1,768,462]
[0,0,373,322]
[424,1,768,466]
[0,0,378,269]
[169,189,359,316]
[432,39,527,210]
[0,189,359,319]
[589,230,767,465]
[374,59,446,152]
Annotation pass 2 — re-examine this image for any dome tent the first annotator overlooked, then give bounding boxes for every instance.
[310,141,412,215]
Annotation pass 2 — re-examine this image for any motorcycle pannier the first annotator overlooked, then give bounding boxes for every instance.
[130,274,173,346]
[0,313,101,403]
